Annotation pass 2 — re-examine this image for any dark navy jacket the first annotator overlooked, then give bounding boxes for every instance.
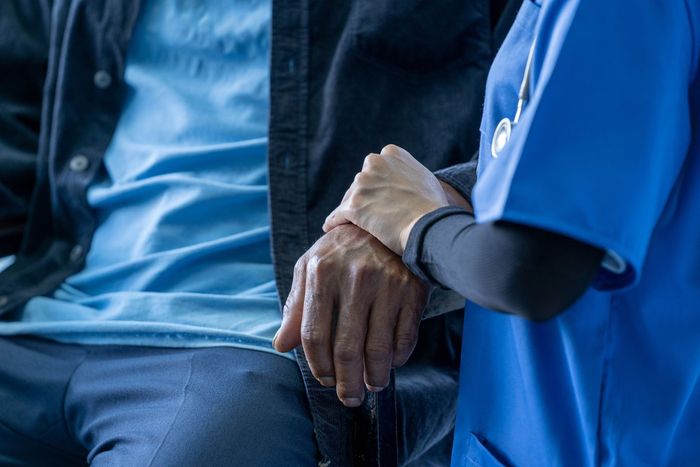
[0,1,518,465]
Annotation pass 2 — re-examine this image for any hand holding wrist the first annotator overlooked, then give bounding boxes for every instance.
[323,145,449,256]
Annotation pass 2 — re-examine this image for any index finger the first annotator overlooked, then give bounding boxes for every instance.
[273,257,307,352]
[300,260,337,387]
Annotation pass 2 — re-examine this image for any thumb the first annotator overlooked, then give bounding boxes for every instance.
[322,206,351,232]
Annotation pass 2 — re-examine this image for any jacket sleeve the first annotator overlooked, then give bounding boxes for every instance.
[0,1,52,256]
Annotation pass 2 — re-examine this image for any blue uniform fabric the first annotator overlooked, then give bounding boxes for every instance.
[0,336,316,466]
[0,0,287,358]
[455,0,700,465]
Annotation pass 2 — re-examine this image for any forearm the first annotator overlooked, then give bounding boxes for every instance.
[403,207,604,321]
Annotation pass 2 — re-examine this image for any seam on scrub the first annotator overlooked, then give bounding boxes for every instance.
[683,0,699,79]
[60,348,91,449]
[660,363,700,464]
[594,295,616,466]
[146,352,195,467]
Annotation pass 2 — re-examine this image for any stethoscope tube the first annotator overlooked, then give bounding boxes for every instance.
[491,41,537,158]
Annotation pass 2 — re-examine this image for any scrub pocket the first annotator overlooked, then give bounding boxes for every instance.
[462,433,508,467]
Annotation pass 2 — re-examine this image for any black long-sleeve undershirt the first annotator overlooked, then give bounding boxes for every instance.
[403,206,605,322]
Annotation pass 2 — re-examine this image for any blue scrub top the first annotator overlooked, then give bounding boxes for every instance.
[454,1,700,465]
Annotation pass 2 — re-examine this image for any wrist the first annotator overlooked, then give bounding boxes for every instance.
[439,180,472,213]
[399,205,443,253]
[399,217,420,254]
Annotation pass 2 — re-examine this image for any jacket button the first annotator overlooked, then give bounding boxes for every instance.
[69,155,90,172]
[0,296,8,307]
[69,245,85,262]
[93,70,112,89]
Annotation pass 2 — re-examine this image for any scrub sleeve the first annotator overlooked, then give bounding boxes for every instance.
[473,0,696,290]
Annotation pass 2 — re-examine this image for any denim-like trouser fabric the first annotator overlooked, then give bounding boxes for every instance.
[0,336,316,466]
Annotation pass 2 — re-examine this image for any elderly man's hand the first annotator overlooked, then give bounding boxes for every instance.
[273,224,430,407]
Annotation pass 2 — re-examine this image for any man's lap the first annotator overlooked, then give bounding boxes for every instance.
[0,336,316,466]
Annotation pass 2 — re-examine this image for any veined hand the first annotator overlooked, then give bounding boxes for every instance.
[323,145,450,256]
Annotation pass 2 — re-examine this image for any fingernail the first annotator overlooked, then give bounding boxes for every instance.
[272,330,280,349]
[366,385,385,393]
[341,398,362,408]
[318,377,336,387]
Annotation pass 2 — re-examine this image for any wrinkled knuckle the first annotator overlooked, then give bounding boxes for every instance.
[367,154,386,169]
[365,341,393,362]
[293,257,307,276]
[307,255,331,277]
[335,344,362,364]
[357,171,377,188]
[301,326,325,349]
[382,144,401,156]
[394,334,417,356]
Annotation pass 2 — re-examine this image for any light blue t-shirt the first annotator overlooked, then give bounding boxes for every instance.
[0,0,287,358]
[454,1,700,466]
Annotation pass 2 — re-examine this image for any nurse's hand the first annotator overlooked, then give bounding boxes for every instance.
[272,224,430,407]
[323,145,451,256]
